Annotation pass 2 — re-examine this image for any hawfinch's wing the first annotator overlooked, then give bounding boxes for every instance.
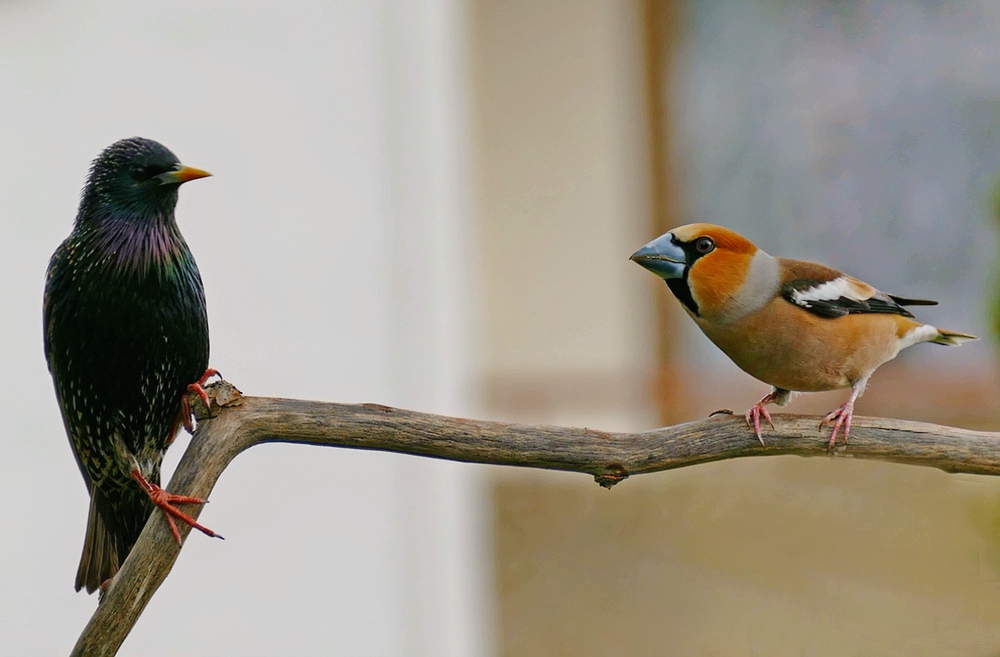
[777,258,937,319]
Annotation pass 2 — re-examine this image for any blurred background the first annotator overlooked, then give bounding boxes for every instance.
[4,0,1000,655]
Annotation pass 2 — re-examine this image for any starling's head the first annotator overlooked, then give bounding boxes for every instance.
[78,137,211,225]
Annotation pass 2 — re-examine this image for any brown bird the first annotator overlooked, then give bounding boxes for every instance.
[631,223,977,448]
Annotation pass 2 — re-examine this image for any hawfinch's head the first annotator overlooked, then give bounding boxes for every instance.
[631,224,773,320]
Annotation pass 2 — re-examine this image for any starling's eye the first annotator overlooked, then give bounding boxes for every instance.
[131,166,151,181]
[694,236,715,254]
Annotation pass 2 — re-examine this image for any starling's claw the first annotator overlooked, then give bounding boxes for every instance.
[181,368,222,434]
[131,469,223,544]
[189,381,211,411]
[181,395,193,434]
[197,368,221,387]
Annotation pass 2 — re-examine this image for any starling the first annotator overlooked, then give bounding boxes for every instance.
[44,137,222,594]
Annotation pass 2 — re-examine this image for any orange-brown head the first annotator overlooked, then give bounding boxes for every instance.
[631,224,774,321]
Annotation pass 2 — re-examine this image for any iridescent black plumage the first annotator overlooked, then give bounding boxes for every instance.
[44,137,211,593]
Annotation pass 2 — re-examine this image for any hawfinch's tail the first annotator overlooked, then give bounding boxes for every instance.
[930,328,978,346]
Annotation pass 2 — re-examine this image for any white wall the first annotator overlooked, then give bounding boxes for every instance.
[0,1,491,655]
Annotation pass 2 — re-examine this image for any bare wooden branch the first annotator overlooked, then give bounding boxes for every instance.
[71,381,1000,656]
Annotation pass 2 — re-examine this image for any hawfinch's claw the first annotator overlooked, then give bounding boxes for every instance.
[821,400,856,452]
[744,403,773,447]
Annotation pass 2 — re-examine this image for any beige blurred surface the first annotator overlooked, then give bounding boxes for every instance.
[496,459,1000,657]
[469,1,1000,656]
[471,0,655,379]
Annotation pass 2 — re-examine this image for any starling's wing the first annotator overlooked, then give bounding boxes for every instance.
[43,239,94,491]
[777,258,922,319]
[81,238,210,458]
[42,239,71,371]
[175,250,211,388]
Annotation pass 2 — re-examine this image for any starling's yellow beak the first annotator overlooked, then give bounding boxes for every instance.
[155,165,212,185]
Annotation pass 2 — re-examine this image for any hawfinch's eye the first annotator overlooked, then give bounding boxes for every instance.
[695,237,715,254]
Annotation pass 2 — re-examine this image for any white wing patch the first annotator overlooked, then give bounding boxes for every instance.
[790,276,874,306]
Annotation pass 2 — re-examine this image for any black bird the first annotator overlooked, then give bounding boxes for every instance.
[44,137,222,594]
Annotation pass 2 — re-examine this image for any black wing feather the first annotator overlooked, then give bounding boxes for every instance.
[887,294,938,307]
[780,279,915,319]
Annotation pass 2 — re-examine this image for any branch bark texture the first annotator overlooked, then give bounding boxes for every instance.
[71,382,1000,655]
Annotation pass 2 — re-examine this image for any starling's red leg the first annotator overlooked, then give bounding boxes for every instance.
[166,411,183,446]
[180,396,195,434]
[181,368,221,434]
[131,469,224,545]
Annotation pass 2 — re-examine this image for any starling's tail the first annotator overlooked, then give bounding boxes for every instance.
[75,490,123,594]
[76,485,154,593]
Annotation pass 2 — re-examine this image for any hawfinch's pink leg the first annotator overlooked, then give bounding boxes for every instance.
[745,388,791,447]
[821,377,868,451]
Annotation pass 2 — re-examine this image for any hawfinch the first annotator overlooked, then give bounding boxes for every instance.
[630,224,976,448]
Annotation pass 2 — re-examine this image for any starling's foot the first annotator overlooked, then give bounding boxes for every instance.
[820,399,855,452]
[131,469,224,545]
[181,368,222,433]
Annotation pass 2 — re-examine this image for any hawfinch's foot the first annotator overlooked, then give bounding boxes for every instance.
[820,399,855,451]
[745,390,787,447]
[744,403,773,447]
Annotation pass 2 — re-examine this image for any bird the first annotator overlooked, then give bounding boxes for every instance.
[630,223,977,449]
[44,137,223,594]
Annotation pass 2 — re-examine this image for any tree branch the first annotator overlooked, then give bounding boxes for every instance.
[71,381,1000,655]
